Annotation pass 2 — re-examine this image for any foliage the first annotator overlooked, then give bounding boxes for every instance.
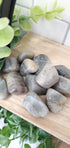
[0,0,2,5]
[24,144,31,148]
[0,107,59,148]
[0,18,14,61]
[11,0,65,48]
[0,0,65,70]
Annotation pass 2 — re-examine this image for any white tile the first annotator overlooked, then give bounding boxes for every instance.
[64,29,70,47]
[15,5,30,16]
[17,0,32,8]
[31,18,68,43]
[58,0,70,22]
[34,0,70,22]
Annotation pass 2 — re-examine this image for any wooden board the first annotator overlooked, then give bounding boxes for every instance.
[0,33,70,145]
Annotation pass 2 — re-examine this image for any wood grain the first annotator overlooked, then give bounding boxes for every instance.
[0,33,70,146]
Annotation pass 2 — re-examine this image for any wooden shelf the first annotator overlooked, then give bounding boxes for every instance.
[0,33,70,145]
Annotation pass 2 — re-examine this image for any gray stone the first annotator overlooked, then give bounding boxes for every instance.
[25,74,46,95]
[18,50,35,63]
[23,92,49,117]
[20,59,38,76]
[34,54,51,74]
[36,63,59,88]
[54,76,70,96]
[2,57,19,73]
[55,65,70,78]
[0,76,8,100]
[6,72,27,95]
[46,88,67,113]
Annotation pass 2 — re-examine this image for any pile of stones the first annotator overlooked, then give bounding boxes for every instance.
[0,50,70,118]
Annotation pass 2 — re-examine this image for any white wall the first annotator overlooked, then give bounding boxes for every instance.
[16,0,70,47]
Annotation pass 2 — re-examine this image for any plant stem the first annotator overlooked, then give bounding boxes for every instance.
[10,132,28,141]
[55,139,60,148]
[10,135,21,141]
[12,19,18,23]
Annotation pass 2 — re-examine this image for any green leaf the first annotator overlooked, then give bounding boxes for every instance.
[13,7,21,22]
[44,11,56,21]
[0,59,5,70]
[0,25,14,47]
[24,144,31,148]
[12,26,21,36]
[29,127,39,143]
[37,143,44,148]
[0,135,10,147]
[0,0,2,5]
[19,16,31,31]
[0,46,11,59]
[30,6,43,23]
[10,36,19,48]
[0,126,11,137]
[12,14,16,21]
[0,17,9,30]
[9,113,22,124]
[44,5,65,21]
[53,0,57,9]
[20,119,31,132]
[3,109,12,119]
[45,136,53,148]
[55,7,65,13]
[6,118,18,126]
[38,129,52,143]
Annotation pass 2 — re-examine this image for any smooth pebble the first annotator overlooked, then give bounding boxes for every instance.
[36,63,59,88]
[55,65,70,78]
[0,76,8,100]
[54,76,70,96]
[25,74,46,95]
[20,59,38,76]
[2,57,19,73]
[34,54,51,74]
[46,88,67,113]
[23,92,49,117]
[6,72,27,95]
[18,50,34,63]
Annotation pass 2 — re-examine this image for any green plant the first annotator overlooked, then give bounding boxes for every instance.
[11,0,65,48]
[0,0,2,5]
[0,17,14,69]
[0,107,59,148]
[0,0,64,70]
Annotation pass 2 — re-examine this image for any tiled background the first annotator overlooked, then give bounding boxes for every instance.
[16,0,70,47]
